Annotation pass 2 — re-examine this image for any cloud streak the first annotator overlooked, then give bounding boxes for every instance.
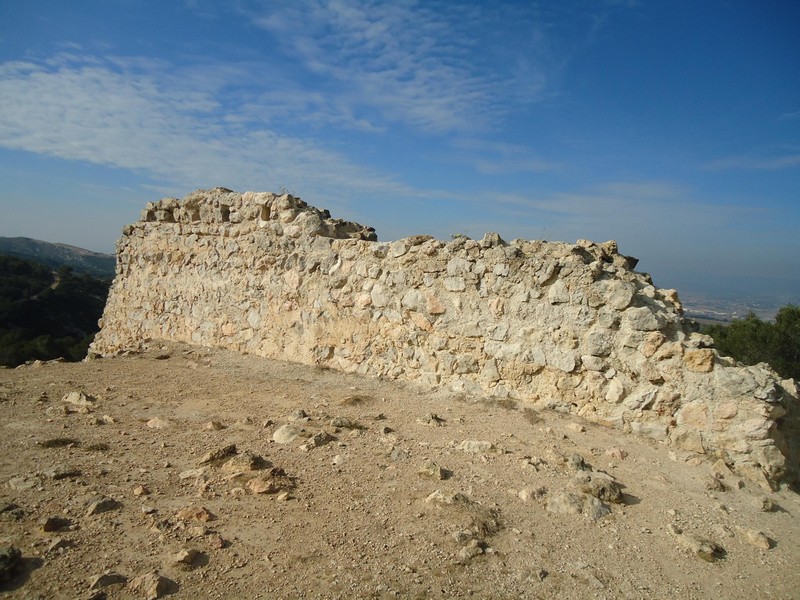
[244,0,552,133]
[703,153,800,171]
[0,54,409,201]
[449,139,562,174]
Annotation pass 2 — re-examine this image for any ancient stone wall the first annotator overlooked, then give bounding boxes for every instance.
[91,188,798,488]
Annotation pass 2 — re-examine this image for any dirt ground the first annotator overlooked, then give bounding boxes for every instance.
[1,341,798,599]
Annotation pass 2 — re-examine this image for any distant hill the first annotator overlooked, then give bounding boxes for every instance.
[0,236,115,279]
[0,254,110,366]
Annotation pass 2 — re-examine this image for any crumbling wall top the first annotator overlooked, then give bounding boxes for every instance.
[137,187,377,241]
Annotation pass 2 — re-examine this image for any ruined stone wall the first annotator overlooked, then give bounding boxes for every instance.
[91,188,798,487]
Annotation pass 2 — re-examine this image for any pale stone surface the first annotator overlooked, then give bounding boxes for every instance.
[62,391,95,407]
[89,572,127,590]
[90,188,798,487]
[604,280,635,310]
[668,525,726,562]
[671,427,705,453]
[86,496,120,516]
[684,349,715,373]
[457,440,494,453]
[546,492,610,521]
[741,529,771,550]
[128,571,174,600]
[581,355,605,372]
[624,307,664,331]
[273,424,301,444]
[571,471,623,503]
[641,332,665,358]
[677,402,709,429]
[605,379,626,403]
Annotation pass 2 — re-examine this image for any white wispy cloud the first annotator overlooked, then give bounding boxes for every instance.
[0,54,409,201]
[0,1,571,213]
[450,138,562,174]
[243,0,552,133]
[703,153,800,171]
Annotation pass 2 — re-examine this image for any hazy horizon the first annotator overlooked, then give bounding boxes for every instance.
[1,2,798,311]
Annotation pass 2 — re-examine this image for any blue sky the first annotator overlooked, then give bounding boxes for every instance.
[1,1,798,308]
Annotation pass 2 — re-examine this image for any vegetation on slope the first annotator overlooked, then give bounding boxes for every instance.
[702,305,800,381]
[0,255,110,366]
[0,236,116,279]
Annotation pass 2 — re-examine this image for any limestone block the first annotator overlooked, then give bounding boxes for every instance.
[389,241,408,257]
[602,280,635,310]
[425,294,446,314]
[652,389,681,417]
[753,445,786,481]
[460,322,482,338]
[605,379,626,403]
[429,336,448,351]
[408,312,432,331]
[443,276,466,292]
[641,362,664,383]
[623,307,663,331]
[454,355,479,374]
[547,350,576,373]
[401,289,424,311]
[714,402,738,420]
[596,309,620,329]
[483,341,523,361]
[581,355,605,371]
[732,418,772,441]
[447,257,472,276]
[355,293,371,308]
[493,263,509,277]
[623,387,658,411]
[684,349,714,373]
[488,297,504,317]
[641,332,665,357]
[480,359,501,383]
[584,330,613,357]
[548,280,570,304]
[370,284,392,308]
[677,402,709,429]
[489,323,509,341]
[654,342,683,361]
[670,427,705,453]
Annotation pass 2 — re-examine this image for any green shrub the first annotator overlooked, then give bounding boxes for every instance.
[702,304,800,380]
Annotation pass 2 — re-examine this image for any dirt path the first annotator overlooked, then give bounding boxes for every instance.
[1,342,797,599]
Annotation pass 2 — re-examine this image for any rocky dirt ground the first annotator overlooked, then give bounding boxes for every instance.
[0,341,798,599]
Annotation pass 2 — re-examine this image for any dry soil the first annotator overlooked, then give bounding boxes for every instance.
[1,342,798,599]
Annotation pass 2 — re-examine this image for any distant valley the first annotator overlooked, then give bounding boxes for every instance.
[0,236,115,279]
[681,290,793,323]
[0,246,110,366]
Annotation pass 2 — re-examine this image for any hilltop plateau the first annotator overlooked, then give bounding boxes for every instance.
[0,342,798,599]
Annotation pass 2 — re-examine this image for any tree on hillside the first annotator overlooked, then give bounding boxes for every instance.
[702,304,800,380]
[0,255,110,366]
[772,305,800,379]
